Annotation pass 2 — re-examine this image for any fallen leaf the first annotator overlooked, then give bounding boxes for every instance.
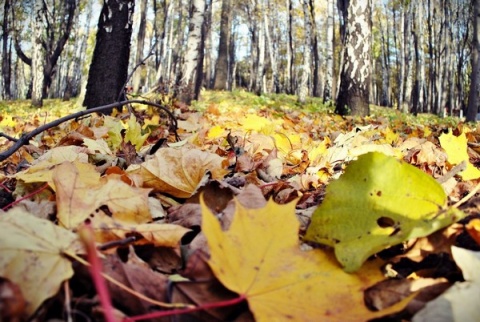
[202,196,408,321]
[0,207,83,316]
[466,218,480,245]
[439,130,480,180]
[53,161,151,229]
[90,209,190,248]
[130,146,229,198]
[125,114,149,151]
[304,152,465,272]
[412,246,480,322]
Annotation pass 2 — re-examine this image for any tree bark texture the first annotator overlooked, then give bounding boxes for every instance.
[467,0,480,122]
[83,0,134,112]
[31,0,45,107]
[335,0,372,116]
[178,0,206,104]
[213,0,232,90]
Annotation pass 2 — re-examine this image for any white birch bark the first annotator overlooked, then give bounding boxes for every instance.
[298,0,311,104]
[31,0,45,107]
[179,0,206,103]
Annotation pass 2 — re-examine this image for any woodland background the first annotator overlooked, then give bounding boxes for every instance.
[0,0,478,118]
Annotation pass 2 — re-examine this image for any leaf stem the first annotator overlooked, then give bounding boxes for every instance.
[124,294,248,321]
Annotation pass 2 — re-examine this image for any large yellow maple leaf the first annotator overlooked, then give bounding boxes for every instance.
[201,198,407,321]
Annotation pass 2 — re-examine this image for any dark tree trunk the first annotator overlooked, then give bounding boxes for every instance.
[213,0,231,90]
[467,0,480,122]
[83,0,134,113]
[2,0,11,99]
[335,0,372,116]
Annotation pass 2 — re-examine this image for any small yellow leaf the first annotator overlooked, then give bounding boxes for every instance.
[439,130,480,180]
[0,207,83,316]
[125,114,149,151]
[206,125,225,139]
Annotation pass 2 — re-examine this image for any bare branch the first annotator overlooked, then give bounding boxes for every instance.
[0,100,178,162]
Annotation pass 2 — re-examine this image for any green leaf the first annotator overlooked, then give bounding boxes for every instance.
[304,152,465,273]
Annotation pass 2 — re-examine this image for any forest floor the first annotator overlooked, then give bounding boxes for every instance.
[0,90,480,321]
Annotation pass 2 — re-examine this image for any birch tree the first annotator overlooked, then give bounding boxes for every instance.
[323,0,335,102]
[298,0,312,104]
[178,0,206,104]
[31,0,45,107]
[335,0,372,116]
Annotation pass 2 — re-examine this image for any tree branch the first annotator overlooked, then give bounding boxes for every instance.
[0,100,179,162]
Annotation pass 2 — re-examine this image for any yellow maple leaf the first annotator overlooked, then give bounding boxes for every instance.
[53,161,151,229]
[0,207,83,316]
[439,130,480,180]
[202,198,407,321]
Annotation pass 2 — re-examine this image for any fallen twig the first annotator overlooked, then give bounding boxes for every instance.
[0,100,179,162]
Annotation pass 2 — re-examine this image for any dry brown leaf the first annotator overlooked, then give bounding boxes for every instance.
[130,146,229,198]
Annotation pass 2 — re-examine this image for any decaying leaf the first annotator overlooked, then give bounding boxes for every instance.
[90,209,190,247]
[0,207,83,316]
[202,196,408,321]
[304,152,465,272]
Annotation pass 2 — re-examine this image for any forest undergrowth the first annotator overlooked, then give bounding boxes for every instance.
[0,90,479,321]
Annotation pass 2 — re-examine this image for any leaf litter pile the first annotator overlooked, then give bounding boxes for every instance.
[1,91,480,321]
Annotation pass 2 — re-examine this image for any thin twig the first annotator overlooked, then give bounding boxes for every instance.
[118,41,157,102]
[0,100,179,162]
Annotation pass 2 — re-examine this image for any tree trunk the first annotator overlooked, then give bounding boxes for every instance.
[132,0,148,93]
[335,0,372,116]
[298,0,312,104]
[178,0,206,104]
[2,0,11,99]
[31,0,45,107]
[285,0,294,94]
[323,0,334,102]
[467,0,480,122]
[83,0,135,112]
[213,0,232,90]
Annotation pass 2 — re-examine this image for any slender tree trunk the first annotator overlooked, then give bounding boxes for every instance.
[2,0,11,99]
[467,0,480,122]
[178,0,206,104]
[335,0,372,116]
[298,0,312,104]
[402,3,413,113]
[255,0,265,96]
[285,0,293,94]
[412,1,425,114]
[323,0,334,102]
[309,0,322,97]
[132,0,148,93]
[264,1,279,93]
[31,0,45,107]
[213,0,232,90]
[379,4,391,107]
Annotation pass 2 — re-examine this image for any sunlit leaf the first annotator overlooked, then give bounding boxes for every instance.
[305,152,465,272]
